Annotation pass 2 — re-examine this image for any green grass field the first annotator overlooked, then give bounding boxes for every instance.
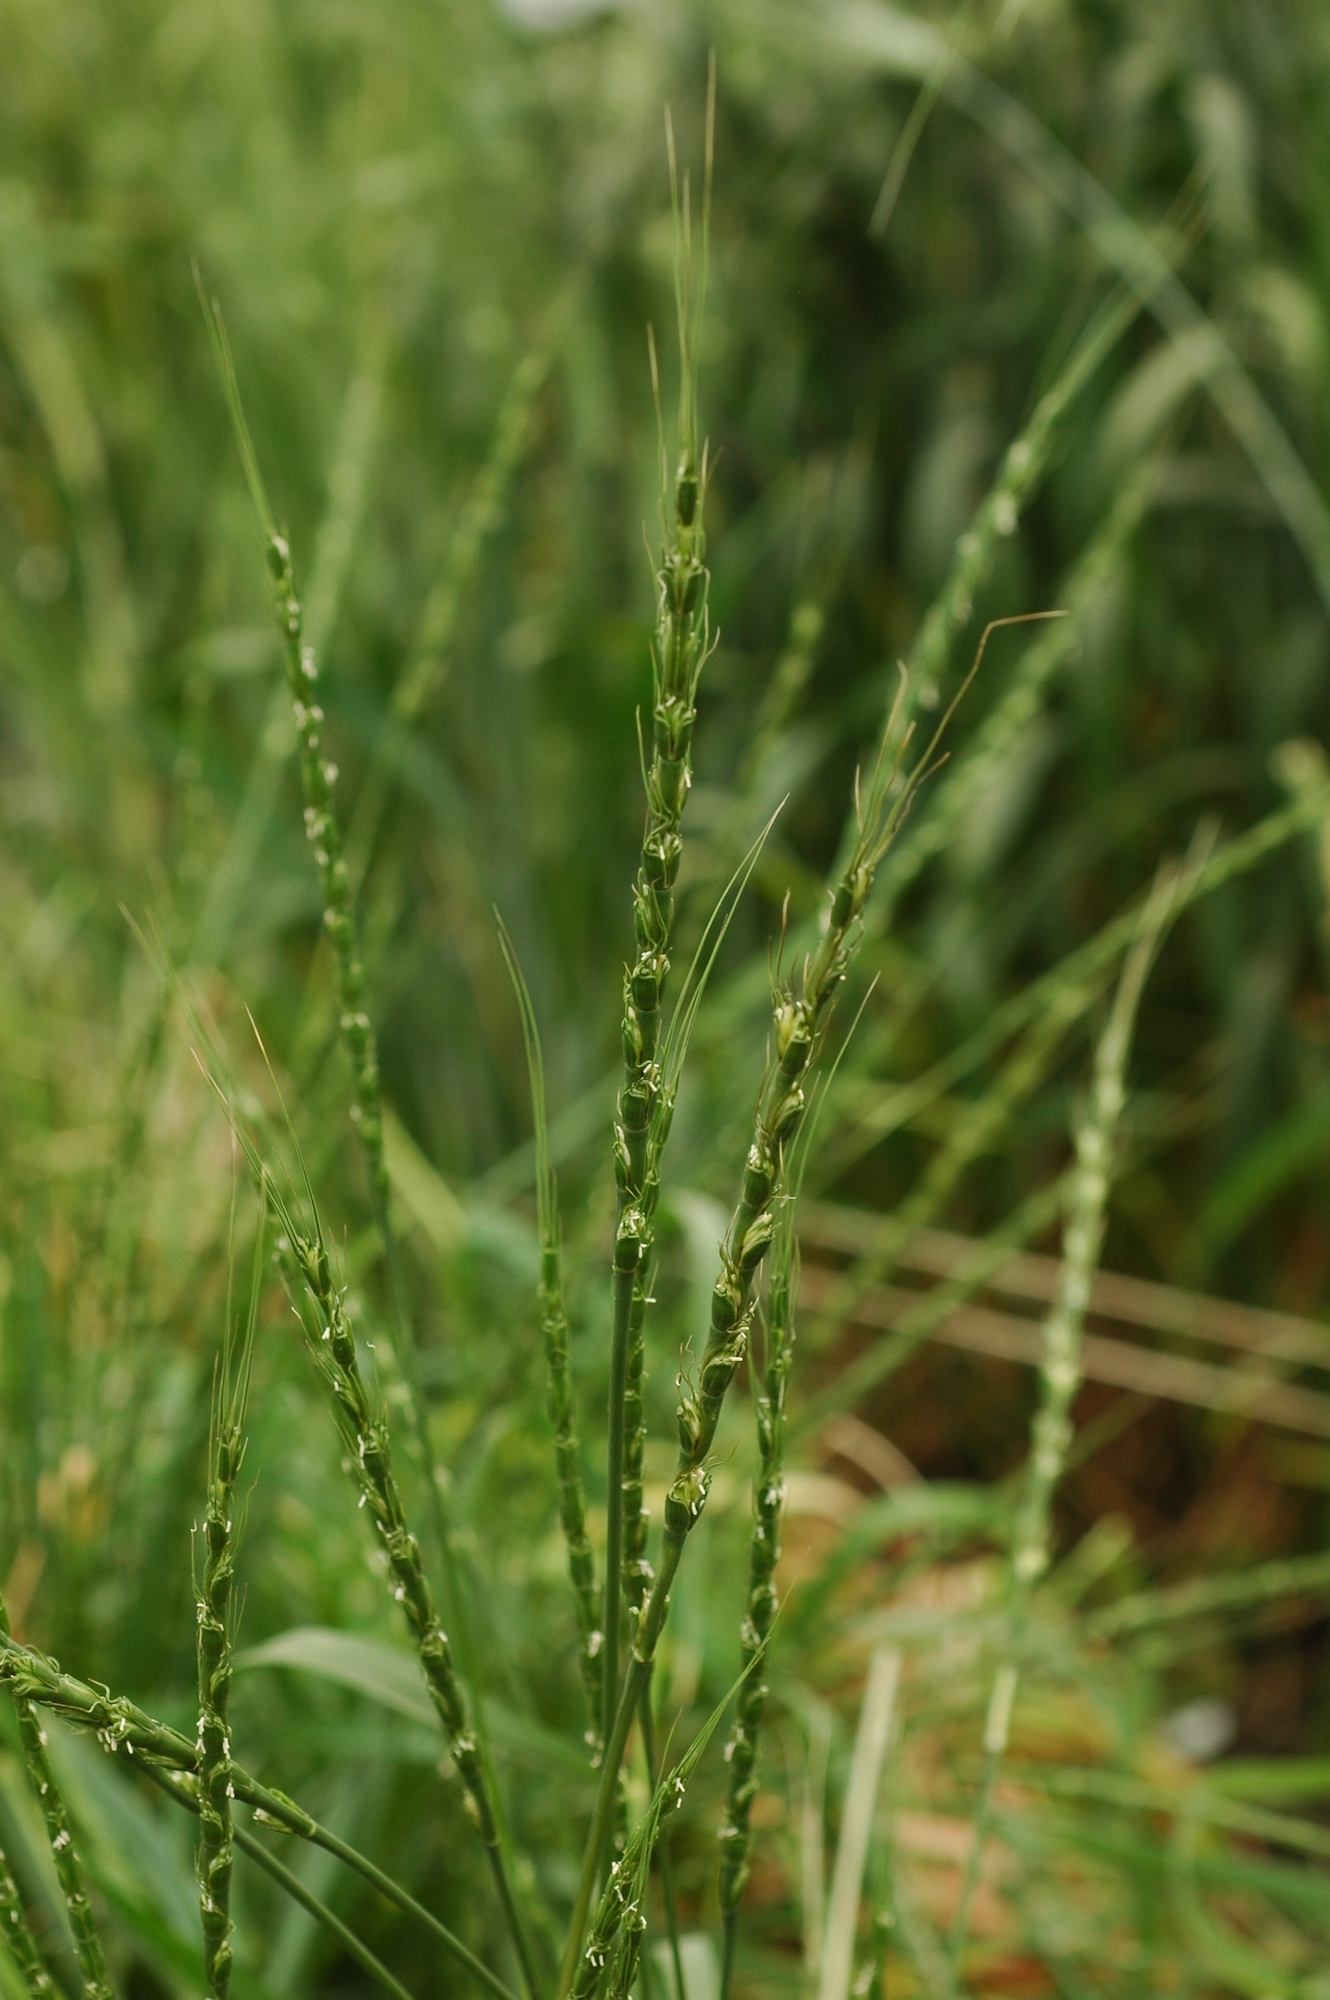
[2,2,1330,1996]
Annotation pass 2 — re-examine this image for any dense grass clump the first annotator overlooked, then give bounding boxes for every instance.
[3,5,1330,1998]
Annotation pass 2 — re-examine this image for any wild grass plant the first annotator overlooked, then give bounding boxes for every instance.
[4,6,1330,2000]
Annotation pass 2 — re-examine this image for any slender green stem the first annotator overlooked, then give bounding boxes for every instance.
[140,1765,416,2000]
[602,1262,638,1756]
[621,1273,653,1632]
[557,1632,671,1999]
[233,1821,415,2000]
[717,1239,797,1995]
[557,1651,657,2000]
[0,1839,54,1999]
[949,863,1187,1979]
[638,1685,684,2000]
[273,1805,517,2000]
[566,1626,734,2000]
[0,1603,111,2000]
[546,1230,604,1758]
[499,924,604,1758]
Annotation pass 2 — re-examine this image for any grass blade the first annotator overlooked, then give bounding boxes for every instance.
[496,914,604,1759]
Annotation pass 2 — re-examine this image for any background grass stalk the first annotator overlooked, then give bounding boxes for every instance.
[836,284,1141,821]
[871,455,1161,929]
[827,777,1330,1188]
[344,329,558,892]
[816,1647,902,2000]
[949,860,1188,1976]
[817,980,1086,1325]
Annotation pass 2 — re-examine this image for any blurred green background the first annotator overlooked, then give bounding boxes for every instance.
[4,0,1330,1993]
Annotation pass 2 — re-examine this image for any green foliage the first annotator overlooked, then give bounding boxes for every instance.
[3,3,1330,1998]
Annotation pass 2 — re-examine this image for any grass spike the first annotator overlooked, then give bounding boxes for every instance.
[0,1592,112,2000]
[193,1176,265,2000]
[0,1843,54,2000]
[601,123,718,1766]
[717,993,875,1994]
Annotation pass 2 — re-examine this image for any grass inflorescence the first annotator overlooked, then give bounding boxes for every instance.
[6,41,1330,2000]
[0,1590,113,2000]
[602,87,718,1766]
